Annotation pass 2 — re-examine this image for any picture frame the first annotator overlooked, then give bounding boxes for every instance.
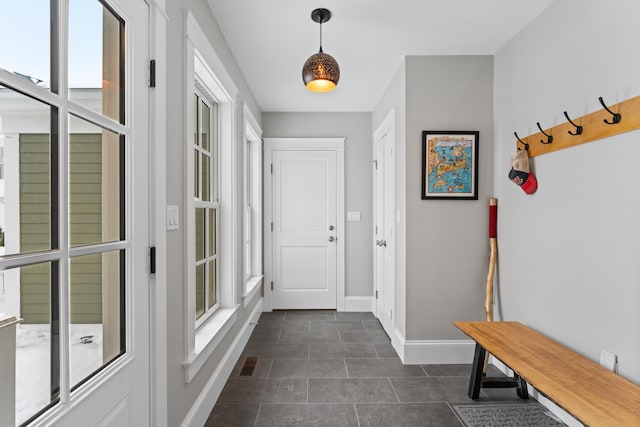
[421,130,479,200]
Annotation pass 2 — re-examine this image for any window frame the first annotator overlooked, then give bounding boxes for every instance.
[183,12,239,383]
[193,88,220,328]
[242,104,263,305]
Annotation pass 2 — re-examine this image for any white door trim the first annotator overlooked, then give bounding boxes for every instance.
[372,109,396,336]
[148,1,169,426]
[263,138,345,312]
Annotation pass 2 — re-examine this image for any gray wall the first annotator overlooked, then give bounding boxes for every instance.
[371,57,494,342]
[404,56,494,340]
[494,0,640,383]
[164,1,263,426]
[262,112,373,297]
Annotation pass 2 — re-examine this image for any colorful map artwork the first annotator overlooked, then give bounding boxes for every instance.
[426,135,474,194]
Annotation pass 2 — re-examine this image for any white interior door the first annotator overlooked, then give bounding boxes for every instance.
[272,150,337,309]
[264,138,345,311]
[374,128,395,337]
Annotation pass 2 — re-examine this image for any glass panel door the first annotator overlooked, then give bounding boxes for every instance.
[0,1,150,425]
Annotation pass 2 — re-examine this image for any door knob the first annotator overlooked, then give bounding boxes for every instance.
[329,236,335,242]
[381,240,387,247]
[376,240,381,246]
[329,225,334,230]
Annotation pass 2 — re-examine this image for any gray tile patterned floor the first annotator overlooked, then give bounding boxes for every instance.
[205,311,533,426]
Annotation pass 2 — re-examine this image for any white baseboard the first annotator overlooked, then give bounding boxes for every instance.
[490,357,583,427]
[391,328,405,360]
[402,340,476,364]
[343,296,374,312]
[181,298,263,427]
[392,330,475,364]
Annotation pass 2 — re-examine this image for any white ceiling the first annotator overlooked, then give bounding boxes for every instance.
[207,0,555,112]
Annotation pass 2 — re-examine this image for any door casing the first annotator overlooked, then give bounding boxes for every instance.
[263,138,345,312]
[373,110,396,339]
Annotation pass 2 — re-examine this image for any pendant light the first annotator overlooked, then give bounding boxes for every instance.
[302,8,340,93]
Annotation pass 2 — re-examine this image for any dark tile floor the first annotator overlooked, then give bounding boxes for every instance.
[205,311,533,426]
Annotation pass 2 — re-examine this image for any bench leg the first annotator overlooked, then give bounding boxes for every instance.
[516,374,529,399]
[468,342,486,399]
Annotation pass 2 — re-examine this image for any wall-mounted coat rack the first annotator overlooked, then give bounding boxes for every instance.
[514,95,640,158]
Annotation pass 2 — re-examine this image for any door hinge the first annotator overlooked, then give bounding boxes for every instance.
[375,290,378,299]
[271,222,274,232]
[149,246,156,274]
[390,309,393,319]
[375,225,378,234]
[270,163,273,174]
[270,281,274,291]
[149,59,156,88]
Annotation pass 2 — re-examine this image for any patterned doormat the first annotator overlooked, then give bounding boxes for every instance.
[453,404,566,427]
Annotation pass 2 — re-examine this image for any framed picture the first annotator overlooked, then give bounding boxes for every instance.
[421,130,479,200]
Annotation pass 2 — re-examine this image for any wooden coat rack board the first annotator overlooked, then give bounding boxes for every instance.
[514,95,640,158]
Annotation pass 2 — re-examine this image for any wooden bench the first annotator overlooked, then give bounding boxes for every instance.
[453,321,640,427]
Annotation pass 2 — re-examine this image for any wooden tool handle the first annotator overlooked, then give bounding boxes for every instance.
[485,239,497,320]
[485,197,497,321]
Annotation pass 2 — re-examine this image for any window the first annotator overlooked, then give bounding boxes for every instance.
[0,1,131,423]
[193,89,219,325]
[183,12,239,383]
[243,140,252,282]
[242,105,263,301]
[0,144,4,179]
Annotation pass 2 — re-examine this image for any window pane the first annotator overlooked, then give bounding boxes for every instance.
[0,145,5,179]
[195,208,205,261]
[244,141,251,206]
[69,115,122,247]
[195,263,205,319]
[245,241,251,281]
[0,1,51,90]
[69,0,124,123]
[0,86,54,257]
[194,149,199,199]
[201,101,210,151]
[207,260,216,309]
[244,207,251,280]
[209,209,216,256]
[194,94,199,147]
[69,250,124,389]
[202,155,210,202]
[4,262,57,425]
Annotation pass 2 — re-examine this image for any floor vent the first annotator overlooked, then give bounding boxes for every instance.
[239,356,259,377]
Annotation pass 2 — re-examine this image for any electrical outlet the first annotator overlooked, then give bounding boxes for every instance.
[600,349,618,373]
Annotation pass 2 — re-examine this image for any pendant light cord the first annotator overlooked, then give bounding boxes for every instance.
[319,18,323,53]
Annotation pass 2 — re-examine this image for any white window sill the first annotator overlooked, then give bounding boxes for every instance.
[183,306,238,383]
[243,275,264,307]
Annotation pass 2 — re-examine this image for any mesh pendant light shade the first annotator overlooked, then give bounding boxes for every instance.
[302,8,340,93]
[302,50,340,92]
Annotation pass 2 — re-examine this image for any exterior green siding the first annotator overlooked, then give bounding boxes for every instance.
[20,133,103,324]
[19,134,51,324]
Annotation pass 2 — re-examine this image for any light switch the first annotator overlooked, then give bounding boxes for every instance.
[346,211,361,221]
[167,205,179,230]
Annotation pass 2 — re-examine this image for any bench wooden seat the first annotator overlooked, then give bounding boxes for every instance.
[453,321,640,427]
